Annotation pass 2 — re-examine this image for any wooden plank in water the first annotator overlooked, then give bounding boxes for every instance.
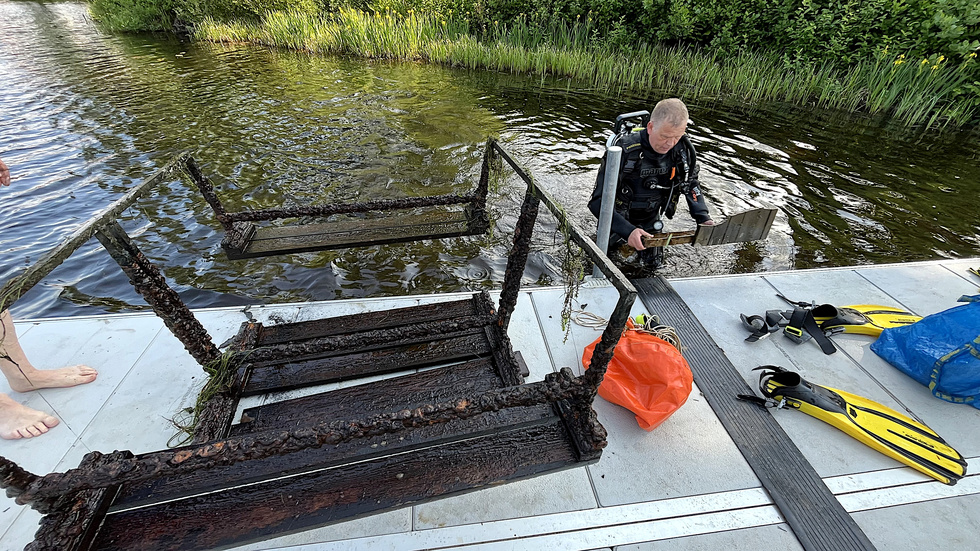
[226,209,475,259]
[694,207,777,246]
[640,208,777,248]
[243,331,492,395]
[101,412,581,551]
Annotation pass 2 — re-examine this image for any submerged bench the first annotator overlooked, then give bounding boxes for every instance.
[183,145,491,259]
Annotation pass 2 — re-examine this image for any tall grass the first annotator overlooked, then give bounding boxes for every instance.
[197,10,980,128]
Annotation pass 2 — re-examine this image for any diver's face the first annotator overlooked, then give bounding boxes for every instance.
[647,121,686,154]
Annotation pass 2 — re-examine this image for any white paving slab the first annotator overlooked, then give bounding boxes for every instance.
[75,325,204,453]
[857,262,980,316]
[852,493,980,550]
[529,281,760,505]
[412,466,598,530]
[613,523,803,551]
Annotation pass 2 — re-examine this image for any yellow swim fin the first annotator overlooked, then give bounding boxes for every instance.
[751,366,967,485]
[776,295,921,339]
[811,304,921,337]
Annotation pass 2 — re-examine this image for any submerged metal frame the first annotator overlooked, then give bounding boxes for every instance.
[185,147,491,257]
[0,138,637,550]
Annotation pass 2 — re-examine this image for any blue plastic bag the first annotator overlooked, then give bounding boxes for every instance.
[870,295,980,408]
[871,295,980,409]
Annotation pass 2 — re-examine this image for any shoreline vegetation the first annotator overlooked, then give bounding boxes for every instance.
[91,1,980,129]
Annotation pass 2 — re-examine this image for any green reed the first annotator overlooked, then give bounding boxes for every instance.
[197,10,979,127]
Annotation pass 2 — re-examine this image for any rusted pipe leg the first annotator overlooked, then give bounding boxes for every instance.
[183,156,232,231]
[497,189,539,332]
[95,221,220,367]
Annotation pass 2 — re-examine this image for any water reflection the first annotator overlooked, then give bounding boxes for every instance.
[1,1,978,319]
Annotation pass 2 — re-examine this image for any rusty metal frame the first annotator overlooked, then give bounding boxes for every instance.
[1,139,637,550]
[184,144,491,256]
[489,138,637,395]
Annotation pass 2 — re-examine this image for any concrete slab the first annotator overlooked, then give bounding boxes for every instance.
[673,273,940,479]
[529,280,760,506]
[587,387,760,506]
[670,274,801,379]
[614,523,803,551]
[508,292,556,382]
[1,317,162,540]
[527,284,642,377]
[857,262,979,316]
[28,316,163,436]
[853,493,980,550]
[76,327,203,453]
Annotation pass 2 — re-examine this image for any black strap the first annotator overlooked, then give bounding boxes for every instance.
[784,307,836,355]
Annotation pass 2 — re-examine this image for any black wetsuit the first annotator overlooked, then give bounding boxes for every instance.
[588,128,710,253]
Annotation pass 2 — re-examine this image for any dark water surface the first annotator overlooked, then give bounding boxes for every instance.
[2,2,979,319]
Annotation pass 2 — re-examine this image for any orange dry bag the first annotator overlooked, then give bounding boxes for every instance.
[582,320,693,431]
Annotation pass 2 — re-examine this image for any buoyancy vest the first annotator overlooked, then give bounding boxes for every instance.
[613,130,697,220]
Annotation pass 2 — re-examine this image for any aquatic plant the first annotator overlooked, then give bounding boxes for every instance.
[168,348,246,446]
[197,10,980,128]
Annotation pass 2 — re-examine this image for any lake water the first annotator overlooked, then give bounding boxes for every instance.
[2,1,978,319]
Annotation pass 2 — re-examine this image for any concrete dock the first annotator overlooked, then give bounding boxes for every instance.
[2,257,978,550]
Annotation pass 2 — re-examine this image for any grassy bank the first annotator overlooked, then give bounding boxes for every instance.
[197,9,979,128]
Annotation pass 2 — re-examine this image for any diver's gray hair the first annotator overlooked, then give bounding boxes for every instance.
[650,98,689,128]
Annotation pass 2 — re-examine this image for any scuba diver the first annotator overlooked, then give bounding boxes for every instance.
[589,98,714,268]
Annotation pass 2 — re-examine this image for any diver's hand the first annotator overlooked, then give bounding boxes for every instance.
[628,228,653,250]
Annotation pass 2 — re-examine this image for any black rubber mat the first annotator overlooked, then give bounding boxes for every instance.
[635,277,877,551]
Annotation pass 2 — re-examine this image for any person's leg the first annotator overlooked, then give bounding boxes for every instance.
[0,393,59,439]
[1,310,97,392]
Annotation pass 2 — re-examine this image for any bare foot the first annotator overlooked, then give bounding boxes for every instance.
[2,310,98,392]
[0,393,60,439]
[5,364,98,393]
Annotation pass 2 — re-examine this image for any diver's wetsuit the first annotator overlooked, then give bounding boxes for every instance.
[588,127,710,265]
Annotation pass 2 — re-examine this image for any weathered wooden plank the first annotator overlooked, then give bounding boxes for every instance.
[243,331,492,395]
[96,418,583,551]
[256,296,481,345]
[225,209,476,259]
[110,404,561,515]
[236,358,502,434]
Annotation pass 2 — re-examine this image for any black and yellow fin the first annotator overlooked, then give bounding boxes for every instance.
[753,365,967,485]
